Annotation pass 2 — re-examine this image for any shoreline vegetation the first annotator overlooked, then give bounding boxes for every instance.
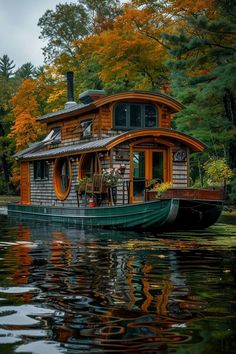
[0,195,20,206]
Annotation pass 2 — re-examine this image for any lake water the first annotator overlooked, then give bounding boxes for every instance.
[0,214,236,354]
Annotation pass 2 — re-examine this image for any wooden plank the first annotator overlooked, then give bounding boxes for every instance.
[162,188,224,201]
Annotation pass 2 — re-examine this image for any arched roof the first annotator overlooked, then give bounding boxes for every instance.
[94,91,183,113]
[105,128,205,152]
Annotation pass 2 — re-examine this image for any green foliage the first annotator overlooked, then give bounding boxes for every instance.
[228,175,236,201]
[204,158,234,186]
[164,0,236,198]
[0,55,15,79]
[38,3,90,62]
[14,63,37,80]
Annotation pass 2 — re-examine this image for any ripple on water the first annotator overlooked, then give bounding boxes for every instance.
[0,286,39,294]
[0,305,55,326]
[15,340,65,354]
[0,328,48,344]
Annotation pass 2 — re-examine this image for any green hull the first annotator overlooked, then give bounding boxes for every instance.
[7,199,179,231]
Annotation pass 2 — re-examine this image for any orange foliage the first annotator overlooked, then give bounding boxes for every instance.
[9,79,46,151]
[76,0,216,89]
[77,5,172,89]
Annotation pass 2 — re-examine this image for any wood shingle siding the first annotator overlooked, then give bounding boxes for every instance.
[172,161,188,187]
[30,161,78,207]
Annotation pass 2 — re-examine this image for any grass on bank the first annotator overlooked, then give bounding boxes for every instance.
[0,195,20,206]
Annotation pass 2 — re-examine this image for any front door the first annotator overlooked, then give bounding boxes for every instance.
[131,148,168,202]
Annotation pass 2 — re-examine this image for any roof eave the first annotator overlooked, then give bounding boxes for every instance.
[37,103,96,123]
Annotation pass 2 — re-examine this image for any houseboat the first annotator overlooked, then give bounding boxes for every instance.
[8,73,224,230]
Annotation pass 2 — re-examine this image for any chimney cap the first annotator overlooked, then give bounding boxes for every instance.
[79,90,106,104]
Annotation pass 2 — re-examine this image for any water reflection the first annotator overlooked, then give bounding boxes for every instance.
[0,216,236,353]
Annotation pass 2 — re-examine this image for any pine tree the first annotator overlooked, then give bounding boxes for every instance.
[162,0,236,193]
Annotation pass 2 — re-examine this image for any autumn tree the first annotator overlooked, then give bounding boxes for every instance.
[77,4,173,92]
[9,79,46,151]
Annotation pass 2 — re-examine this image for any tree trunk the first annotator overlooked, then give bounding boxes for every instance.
[223,89,236,169]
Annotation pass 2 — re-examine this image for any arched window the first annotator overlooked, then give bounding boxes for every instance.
[54,157,72,200]
[79,153,100,178]
[114,103,158,129]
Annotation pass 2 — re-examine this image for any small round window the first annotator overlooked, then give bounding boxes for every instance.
[54,157,72,200]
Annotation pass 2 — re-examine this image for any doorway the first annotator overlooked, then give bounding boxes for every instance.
[131,148,169,202]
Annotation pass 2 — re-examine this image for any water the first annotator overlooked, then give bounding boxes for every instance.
[0,214,236,354]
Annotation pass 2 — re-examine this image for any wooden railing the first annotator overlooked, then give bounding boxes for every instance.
[75,179,225,207]
[161,188,224,201]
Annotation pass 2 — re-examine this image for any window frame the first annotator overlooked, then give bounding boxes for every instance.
[113,102,158,130]
[33,160,49,180]
[53,157,72,200]
[80,119,93,139]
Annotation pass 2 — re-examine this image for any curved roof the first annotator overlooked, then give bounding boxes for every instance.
[94,91,183,113]
[37,90,183,123]
[105,128,205,152]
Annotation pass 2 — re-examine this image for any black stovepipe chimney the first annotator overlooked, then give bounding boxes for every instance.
[66,71,75,102]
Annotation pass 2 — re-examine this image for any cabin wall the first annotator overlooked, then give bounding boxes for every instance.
[172,146,188,187]
[111,144,130,205]
[172,161,188,187]
[29,161,78,207]
[47,113,99,147]
[97,103,172,136]
[46,101,172,145]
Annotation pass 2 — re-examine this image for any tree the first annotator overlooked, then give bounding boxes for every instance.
[160,0,236,196]
[38,3,90,62]
[0,55,16,193]
[9,79,46,151]
[77,4,171,92]
[15,62,37,80]
[0,54,15,79]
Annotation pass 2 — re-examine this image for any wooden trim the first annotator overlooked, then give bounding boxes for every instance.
[106,129,205,152]
[161,188,224,201]
[53,157,72,201]
[129,145,134,203]
[20,161,31,205]
[78,153,101,179]
[130,137,175,148]
[94,92,183,113]
[129,146,171,203]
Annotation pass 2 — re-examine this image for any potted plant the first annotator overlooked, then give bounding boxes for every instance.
[153,182,173,198]
[75,176,92,193]
[103,168,122,205]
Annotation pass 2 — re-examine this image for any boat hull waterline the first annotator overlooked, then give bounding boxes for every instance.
[7,198,223,231]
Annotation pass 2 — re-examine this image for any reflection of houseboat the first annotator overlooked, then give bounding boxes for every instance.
[8,73,224,230]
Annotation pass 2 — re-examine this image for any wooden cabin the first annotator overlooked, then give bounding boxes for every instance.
[16,74,206,208]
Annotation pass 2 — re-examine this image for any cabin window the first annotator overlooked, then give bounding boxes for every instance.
[81,120,92,138]
[114,103,157,129]
[33,161,49,180]
[54,157,72,200]
[114,103,127,127]
[43,127,61,142]
[145,104,157,127]
[79,153,100,178]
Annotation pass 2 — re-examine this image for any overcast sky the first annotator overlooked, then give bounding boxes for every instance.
[0,0,70,69]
